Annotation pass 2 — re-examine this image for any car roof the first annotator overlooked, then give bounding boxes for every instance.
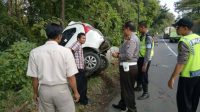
[66,21,103,36]
[68,21,93,27]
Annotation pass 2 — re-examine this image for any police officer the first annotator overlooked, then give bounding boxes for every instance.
[112,21,139,112]
[135,21,154,100]
[168,18,200,112]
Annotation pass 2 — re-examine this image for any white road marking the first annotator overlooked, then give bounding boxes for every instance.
[162,39,178,57]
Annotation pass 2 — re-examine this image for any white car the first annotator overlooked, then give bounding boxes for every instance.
[60,21,110,76]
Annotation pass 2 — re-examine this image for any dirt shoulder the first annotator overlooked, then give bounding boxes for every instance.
[76,63,120,112]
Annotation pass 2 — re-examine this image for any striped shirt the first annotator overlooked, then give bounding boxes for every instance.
[70,41,85,69]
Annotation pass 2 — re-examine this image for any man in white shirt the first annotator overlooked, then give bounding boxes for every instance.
[27,23,80,112]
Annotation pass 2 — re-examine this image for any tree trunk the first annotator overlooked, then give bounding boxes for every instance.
[61,0,65,22]
[27,0,35,26]
[7,0,13,16]
[15,0,19,18]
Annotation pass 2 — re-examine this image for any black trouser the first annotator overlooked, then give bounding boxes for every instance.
[137,57,151,93]
[177,77,200,112]
[118,65,137,111]
[75,69,88,104]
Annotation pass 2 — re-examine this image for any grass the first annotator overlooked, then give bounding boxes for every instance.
[0,60,119,112]
[0,83,33,112]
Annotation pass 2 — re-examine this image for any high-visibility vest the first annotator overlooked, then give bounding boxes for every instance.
[139,34,154,58]
[179,33,200,78]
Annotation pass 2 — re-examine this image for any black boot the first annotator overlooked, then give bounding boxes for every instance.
[137,84,149,100]
[112,100,126,111]
[134,86,142,92]
[134,83,142,92]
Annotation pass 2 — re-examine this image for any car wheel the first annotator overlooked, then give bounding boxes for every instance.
[84,52,101,76]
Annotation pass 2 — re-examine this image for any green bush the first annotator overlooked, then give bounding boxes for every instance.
[65,1,123,46]
[0,83,33,112]
[0,10,33,51]
[0,40,36,97]
[30,17,63,45]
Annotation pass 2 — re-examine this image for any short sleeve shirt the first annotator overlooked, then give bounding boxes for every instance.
[70,41,85,69]
[177,42,189,64]
[26,41,78,85]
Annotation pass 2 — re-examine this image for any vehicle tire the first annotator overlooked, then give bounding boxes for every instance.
[99,55,109,71]
[84,51,101,76]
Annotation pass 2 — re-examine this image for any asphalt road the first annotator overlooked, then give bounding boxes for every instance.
[107,39,200,112]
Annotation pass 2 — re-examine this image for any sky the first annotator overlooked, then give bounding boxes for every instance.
[159,0,180,18]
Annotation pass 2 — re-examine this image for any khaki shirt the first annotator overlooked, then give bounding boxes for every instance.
[119,33,139,62]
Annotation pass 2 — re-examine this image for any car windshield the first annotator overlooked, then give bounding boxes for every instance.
[60,28,76,46]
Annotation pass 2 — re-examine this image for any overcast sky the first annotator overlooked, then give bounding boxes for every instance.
[159,0,180,18]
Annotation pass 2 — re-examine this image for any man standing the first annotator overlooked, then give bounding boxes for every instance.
[135,21,154,100]
[112,21,139,112]
[168,18,200,112]
[27,23,80,112]
[70,33,89,105]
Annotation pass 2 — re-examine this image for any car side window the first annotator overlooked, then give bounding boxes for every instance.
[60,28,76,46]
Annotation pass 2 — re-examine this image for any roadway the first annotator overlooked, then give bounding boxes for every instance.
[107,39,200,112]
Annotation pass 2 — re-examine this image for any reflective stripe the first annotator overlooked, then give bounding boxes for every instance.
[190,69,200,77]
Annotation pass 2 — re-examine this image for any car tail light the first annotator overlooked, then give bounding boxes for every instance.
[82,24,91,34]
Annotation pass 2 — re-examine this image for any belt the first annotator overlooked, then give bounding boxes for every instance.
[120,62,137,66]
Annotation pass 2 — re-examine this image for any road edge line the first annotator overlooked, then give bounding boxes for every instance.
[162,38,178,57]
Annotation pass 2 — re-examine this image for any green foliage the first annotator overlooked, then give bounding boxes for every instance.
[0,83,33,112]
[86,1,123,45]
[175,0,200,20]
[30,17,63,45]
[0,0,6,14]
[175,0,200,34]
[27,0,62,25]
[64,0,124,45]
[0,2,33,51]
[142,0,160,24]
[109,0,137,22]
[150,5,175,34]
[0,40,36,97]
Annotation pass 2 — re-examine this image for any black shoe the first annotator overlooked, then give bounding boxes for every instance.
[134,86,142,92]
[79,99,89,105]
[112,104,126,111]
[137,93,150,100]
[127,109,137,112]
[79,101,88,105]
